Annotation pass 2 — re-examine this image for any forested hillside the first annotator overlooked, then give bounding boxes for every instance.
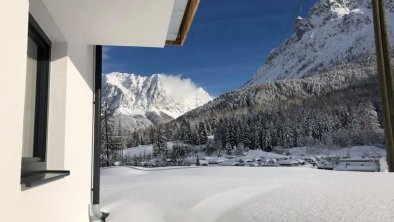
[130,55,389,152]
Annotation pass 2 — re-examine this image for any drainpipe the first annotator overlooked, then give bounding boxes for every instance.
[90,45,109,221]
[372,0,394,172]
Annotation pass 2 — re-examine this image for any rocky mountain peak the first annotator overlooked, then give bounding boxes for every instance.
[246,0,394,86]
[102,72,213,132]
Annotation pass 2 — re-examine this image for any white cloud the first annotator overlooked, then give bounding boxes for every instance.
[158,74,213,105]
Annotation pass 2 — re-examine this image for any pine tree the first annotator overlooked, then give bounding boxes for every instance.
[184,121,193,144]
[234,142,245,156]
[241,125,251,149]
[205,138,216,155]
[205,120,213,135]
[214,118,226,149]
[169,143,190,165]
[225,142,233,155]
[197,121,208,145]
[153,130,168,159]
[226,121,237,147]
[101,98,121,166]
[248,126,260,150]
[262,130,272,151]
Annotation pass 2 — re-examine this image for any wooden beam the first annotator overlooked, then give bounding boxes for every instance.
[166,0,201,46]
[372,0,394,172]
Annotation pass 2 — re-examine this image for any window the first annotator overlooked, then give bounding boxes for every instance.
[21,15,69,188]
[22,14,51,163]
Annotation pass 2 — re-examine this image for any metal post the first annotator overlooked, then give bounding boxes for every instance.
[372,0,394,171]
[90,45,109,221]
[93,45,102,204]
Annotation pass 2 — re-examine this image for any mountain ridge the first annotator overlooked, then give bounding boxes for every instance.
[102,72,212,132]
[246,0,394,86]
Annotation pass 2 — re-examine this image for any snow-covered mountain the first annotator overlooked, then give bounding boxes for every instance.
[102,72,212,131]
[247,0,394,85]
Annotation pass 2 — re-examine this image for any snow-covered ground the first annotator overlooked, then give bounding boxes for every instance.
[241,149,284,159]
[123,144,154,157]
[101,167,394,222]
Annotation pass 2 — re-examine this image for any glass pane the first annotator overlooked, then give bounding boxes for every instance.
[22,36,38,158]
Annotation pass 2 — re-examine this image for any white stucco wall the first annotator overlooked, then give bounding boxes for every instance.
[0,0,30,219]
[0,0,181,221]
[0,1,94,221]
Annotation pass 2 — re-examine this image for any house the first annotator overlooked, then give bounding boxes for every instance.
[260,158,278,167]
[296,159,306,165]
[199,160,209,166]
[317,161,336,170]
[219,159,239,166]
[303,157,317,165]
[0,0,200,222]
[277,159,299,167]
[334,157,380,172]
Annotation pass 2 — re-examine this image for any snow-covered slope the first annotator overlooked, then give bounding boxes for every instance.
[102,73,212,131]
[247,0,394,85]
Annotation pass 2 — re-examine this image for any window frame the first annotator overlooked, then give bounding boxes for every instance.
[28,14,51,163]
[21,14,70,188]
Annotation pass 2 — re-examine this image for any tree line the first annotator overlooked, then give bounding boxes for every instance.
[131,55,385,151]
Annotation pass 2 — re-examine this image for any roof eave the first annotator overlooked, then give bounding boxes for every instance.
[166,0,200,46]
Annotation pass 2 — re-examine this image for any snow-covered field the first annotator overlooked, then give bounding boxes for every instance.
[123,144,154,157]
[101,167,394,222]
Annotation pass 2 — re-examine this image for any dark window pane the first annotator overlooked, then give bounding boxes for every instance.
[22,36,39,157]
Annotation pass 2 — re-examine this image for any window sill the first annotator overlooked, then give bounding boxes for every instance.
[21,170,70,188]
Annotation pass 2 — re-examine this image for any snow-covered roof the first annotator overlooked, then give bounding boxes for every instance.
[339,157,374,162]
[277,159,299,165]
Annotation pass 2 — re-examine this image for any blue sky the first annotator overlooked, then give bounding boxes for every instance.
[103,0,319,96]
